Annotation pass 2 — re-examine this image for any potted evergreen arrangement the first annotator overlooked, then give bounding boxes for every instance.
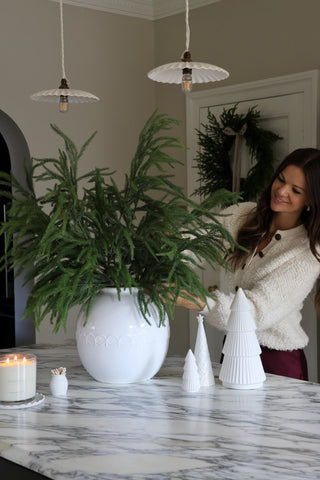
[0,111,239,383]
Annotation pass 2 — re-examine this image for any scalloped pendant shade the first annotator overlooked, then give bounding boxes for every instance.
[148,61,229,84]
[147,0,229,92]
[30,0,99,112]
[30,87,99,104]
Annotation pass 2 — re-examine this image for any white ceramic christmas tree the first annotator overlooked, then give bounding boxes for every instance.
[219,288,266,389]
[182,349,200,392]
[194,314,215,386]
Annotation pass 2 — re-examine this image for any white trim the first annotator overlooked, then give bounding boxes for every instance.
[186,70,320,197]
[49,0,154,19]
[48,0,221,20]
[153,0,222,20]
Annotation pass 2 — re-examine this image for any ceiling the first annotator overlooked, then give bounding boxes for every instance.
[49,0,221,20]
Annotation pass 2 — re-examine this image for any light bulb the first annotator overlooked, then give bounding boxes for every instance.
[182,69,192,93]
[59,78,69,113]
[59,95,68,113]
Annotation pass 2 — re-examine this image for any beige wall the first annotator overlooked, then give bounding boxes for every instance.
[0,0,155,176]
[154,0,320,189]
[0,0,156,343]
[153,0,320,353]
[3,0,320,351]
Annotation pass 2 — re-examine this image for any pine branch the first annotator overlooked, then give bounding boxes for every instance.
[0,110,242,332]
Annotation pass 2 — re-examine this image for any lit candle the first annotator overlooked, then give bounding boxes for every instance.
[0,353,36,402]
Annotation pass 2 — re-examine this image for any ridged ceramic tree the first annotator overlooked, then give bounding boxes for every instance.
[182,349,200,392]
[194,314,215,386]
[219,288,266,389]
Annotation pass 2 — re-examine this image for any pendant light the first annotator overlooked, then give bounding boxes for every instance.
[147,0,229,93]
[31,0,99,112]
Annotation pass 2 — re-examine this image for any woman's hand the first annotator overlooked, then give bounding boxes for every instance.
[160,284,206,312]
[174,294,206,311]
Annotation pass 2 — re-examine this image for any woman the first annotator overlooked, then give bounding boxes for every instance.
[178,148,320,380]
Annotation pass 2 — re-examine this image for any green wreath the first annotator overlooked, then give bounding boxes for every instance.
[194,104,282,201]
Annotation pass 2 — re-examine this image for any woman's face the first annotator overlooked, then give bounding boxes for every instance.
[270,165,309,220]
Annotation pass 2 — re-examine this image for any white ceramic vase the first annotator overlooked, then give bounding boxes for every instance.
[50,374,68,397]
[75,288,170,384]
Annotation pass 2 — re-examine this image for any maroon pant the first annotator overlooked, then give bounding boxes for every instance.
[260,346,309,381]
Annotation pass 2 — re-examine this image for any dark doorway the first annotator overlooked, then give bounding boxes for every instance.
[0,132,15,347]
[0,109,35,348]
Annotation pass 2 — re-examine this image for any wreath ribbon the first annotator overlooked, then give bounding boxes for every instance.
[223,123,247,192]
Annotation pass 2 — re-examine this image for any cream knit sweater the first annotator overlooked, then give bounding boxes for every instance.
[203,202,320,351]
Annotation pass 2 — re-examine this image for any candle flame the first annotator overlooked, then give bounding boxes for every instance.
[1,353,35,367]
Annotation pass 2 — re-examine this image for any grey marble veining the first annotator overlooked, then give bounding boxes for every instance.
[0,343,320,479]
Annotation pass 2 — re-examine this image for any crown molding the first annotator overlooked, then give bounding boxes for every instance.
[49,0,222,20]
[153,0,221,20]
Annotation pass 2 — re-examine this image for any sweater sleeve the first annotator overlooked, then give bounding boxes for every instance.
[203,249,320,332]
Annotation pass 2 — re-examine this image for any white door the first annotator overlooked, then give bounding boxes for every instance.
[186,71,319,381]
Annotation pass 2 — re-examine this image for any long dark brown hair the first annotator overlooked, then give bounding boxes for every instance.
[229,148,320,311]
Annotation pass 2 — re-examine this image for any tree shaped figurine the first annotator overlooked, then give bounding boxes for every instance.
[182,349,200,392]
[219,288,266,389]
[194,314,215,386]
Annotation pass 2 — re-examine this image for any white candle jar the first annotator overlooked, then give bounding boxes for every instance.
[0,353,37,402]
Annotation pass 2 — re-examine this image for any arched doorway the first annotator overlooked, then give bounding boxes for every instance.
[0,110,35,348]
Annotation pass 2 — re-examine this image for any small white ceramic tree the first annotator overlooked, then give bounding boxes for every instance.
[194,314,215,386]
[182,349,200,392]
[219,288,266,389]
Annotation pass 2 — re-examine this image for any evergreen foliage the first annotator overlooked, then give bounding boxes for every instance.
[0,111,241,333]
[195,105,282,201]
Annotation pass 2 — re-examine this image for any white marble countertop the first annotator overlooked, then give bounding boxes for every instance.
[0,343,320,479]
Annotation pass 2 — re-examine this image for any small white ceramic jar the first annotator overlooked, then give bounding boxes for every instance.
[50,368,68,396]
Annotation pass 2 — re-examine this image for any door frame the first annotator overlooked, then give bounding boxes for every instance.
[185,70,320,380]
